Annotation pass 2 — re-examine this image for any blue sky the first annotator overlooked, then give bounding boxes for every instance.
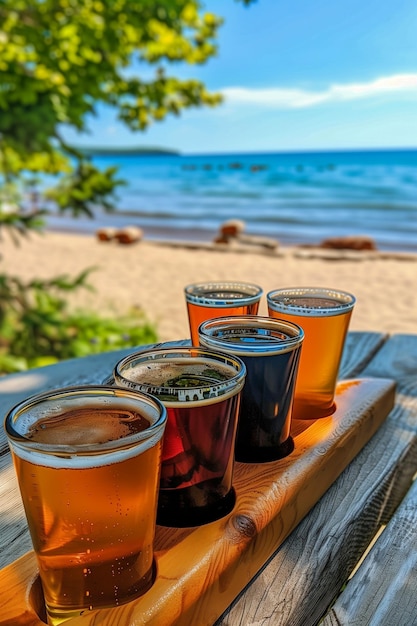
[62,0,417,154]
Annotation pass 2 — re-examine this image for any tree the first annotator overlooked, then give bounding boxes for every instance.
[0,0,254,373]
[0,0,251,213]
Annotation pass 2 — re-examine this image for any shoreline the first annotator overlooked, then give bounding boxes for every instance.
[2,230,416,344]
[46,221,417,256]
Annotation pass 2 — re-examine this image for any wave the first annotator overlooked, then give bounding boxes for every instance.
[44,149,417,252]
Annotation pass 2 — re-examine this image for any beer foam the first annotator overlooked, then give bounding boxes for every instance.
[118,357,243,407]
[27,408,151,446]
[185,282,262,307]
[198,288,255,302]
[126,359,232,386]
[278,296,347,315]
[268,289,355,317]
[9,397,165,469]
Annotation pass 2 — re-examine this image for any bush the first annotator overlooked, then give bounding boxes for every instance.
[0,268,158,374]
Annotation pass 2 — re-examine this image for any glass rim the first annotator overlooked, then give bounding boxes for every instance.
[114,345,246,403]
[267,286,356,317]
[184,280,263,308]
[198,315,304,356]
[4,384,167,456]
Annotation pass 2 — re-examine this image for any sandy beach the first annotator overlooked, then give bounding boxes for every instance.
[1,230,416,344]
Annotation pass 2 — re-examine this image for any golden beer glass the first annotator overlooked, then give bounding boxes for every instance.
[267,287,356,419]
[4,385,167,625]
[184,281,263,345]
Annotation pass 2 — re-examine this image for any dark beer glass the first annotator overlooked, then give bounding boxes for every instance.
[198,316,304,463]
[113,346,246,527]
[4,385,167,626]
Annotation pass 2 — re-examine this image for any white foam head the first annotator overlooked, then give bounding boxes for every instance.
[5,387,166,469]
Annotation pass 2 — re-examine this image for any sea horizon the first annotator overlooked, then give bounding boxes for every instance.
[45,146,417,253]
[74,144,417,156]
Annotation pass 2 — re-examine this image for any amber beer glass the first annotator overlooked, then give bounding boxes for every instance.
[199,316,304,463]
[4,385,167,626]
[184,281,263,345]
[113,346,246,527]
[267,287,356,419]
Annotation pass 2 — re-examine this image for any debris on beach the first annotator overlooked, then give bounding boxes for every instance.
[96,226,143,244]
[217,219,246,240]
[96,227,117,242]
[114,226,143,244]
[319,235,377,251]
[214,219,279,251]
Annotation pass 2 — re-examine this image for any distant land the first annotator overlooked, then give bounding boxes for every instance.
[74,145,180,156]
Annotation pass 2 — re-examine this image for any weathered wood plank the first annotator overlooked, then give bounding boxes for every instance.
[216,423,417,626]
[319,334,417,626]
[0,377,395,626]
[360,333,417,432]
[0,455,34,570]
[339,331,388,380]
[322,474,417,626]
[216,333,417,626]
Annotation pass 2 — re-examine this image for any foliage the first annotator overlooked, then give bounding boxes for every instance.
[0,269,157,374]
[0,0,255,373]
[45,162,125,217]
[0,0,230,213]
[0,0,256,211]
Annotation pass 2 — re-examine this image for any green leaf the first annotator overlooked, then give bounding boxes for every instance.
[0,353,29,373]
[0,0,249,374]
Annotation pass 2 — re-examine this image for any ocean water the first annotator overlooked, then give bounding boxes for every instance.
[46,149,417,252]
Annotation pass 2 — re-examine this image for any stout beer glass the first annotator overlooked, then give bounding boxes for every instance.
[185,281,263,345]
[267,287,356,419]
[112,346,246,527]
[4,385,167,626]
[199,316,304,463]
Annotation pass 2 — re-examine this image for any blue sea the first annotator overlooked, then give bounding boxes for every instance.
[46,148,417,252]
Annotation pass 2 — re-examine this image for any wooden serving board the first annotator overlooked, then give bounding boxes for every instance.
[0,377,395,626]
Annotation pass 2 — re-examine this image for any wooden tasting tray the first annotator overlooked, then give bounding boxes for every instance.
[0,377,395,626]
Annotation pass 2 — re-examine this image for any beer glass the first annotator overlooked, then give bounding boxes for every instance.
[112,346,246,527]
[4,385,167,626]
[198,316,304,463]
[267,287,356,419]
[184,281,263,345]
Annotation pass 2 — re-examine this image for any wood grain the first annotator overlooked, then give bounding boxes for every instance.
[217,333,417,626]
[0,377,395,626]
[319,334,417,626]
[322,474,417,626]
[338,330,387,379]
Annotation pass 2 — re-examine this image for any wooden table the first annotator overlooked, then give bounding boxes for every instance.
[0,332,416,625]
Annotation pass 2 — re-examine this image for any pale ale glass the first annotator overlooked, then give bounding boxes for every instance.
[267,287,356,419]
[185,281,263,345]
[4,385,167,625]
[199,316,304,463]
[113,346,246,527]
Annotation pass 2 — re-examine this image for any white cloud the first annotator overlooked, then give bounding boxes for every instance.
[105,125,118,135]
[222,74,417,109]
